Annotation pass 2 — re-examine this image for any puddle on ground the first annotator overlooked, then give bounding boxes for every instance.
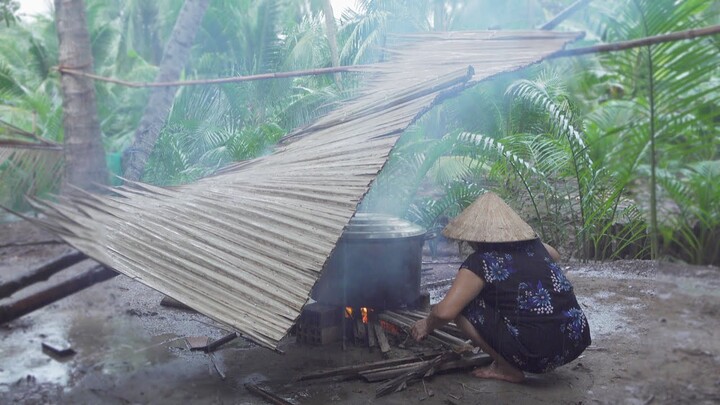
[0,310,179,392]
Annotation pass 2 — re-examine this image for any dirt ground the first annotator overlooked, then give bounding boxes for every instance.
[1,219,719,404]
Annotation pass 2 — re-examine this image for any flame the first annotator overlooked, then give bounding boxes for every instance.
[380,320,401,335]
[345,306,371,324]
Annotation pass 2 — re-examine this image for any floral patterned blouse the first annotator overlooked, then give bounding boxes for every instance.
[459,238,591,373]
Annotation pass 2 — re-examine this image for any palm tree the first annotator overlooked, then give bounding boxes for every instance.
[582,0,719,259]
[123,0,211,181]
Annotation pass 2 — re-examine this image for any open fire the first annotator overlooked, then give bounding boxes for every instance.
[345,306,370,324]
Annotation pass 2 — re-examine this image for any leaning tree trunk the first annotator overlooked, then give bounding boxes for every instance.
[55,0,109,192]
[123,0,211,181]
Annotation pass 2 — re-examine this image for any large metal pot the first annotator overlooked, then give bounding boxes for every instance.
[311,213,426,309]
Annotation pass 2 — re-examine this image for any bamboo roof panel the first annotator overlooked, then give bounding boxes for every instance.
[33,30,581,349]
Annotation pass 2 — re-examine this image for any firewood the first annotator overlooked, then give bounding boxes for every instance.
[368,321,377,348]
[373,321,391,354]
[378,312,470,351]
[297,351,444,381]
[375,352,456,397]
[354,317,366,341]
[360,353,492,382]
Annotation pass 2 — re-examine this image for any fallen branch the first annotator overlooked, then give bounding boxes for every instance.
[0,264,116,324]
[244,384,293,405]
[0,251,88,299]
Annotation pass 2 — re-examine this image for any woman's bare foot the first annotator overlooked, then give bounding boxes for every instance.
[471,361,525,383]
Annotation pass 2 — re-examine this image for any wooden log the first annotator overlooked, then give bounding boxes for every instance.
[0,251,87,298]
[297,351,444,381]
[354,317,367,341]
[368,321,377,348]
[0,264,116,324]
[375,352,456,397]
[244,384,292,405]
[361,353,492,382]
[373,321,391,354]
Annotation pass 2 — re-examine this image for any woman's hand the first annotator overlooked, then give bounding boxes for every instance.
[410,318,430,342]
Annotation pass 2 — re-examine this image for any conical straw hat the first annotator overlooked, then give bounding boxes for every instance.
[442,192,537,243]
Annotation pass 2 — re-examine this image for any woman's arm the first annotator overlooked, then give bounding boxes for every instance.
[411,268,484,341]
[543,242,561,262]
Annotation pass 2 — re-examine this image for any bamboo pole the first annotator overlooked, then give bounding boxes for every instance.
[56,65,373,88]
[0,264,116,324]
[54,25,720,90]
[0,251,87,298]
[551,25,720,58]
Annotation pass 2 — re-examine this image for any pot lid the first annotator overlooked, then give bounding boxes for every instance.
[342,213,426,239]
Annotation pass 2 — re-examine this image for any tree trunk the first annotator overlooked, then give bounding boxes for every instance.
[122,0,211,181]
[55,0,109,192]
[321,0,341,86]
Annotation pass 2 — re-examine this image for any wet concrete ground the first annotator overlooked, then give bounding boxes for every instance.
[2,221,720,404]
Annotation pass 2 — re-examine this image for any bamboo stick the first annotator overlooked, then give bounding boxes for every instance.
[0,251,88,298]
